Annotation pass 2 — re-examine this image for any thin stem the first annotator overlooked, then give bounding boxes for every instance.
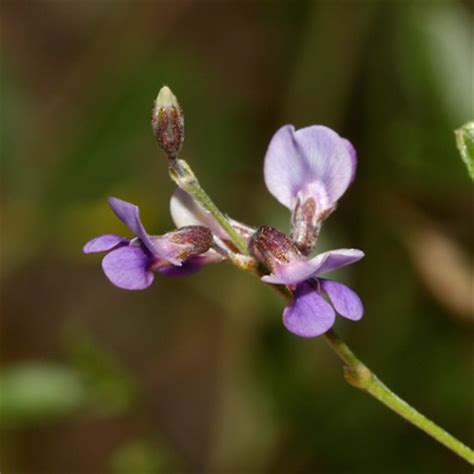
[168,159,248,254]
[261,257,473,464]
[188,184,248,254]
[324,329,474,464]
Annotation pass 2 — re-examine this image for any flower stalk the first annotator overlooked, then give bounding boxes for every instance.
[324,329,474,464]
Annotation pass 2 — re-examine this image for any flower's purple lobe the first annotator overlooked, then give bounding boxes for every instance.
[83,234,127,254]
[102,246,155,290]
[108,197,157,256]
[320,279,363,321]
[84,197,213,290]
[264,125,357,255]
[264,125,356,213]
[283,281,336,338]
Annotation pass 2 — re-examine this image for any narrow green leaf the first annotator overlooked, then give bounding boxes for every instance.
[455,121,474,180]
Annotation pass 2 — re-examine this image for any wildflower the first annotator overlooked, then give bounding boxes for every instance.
[83,197,213,290]
[250,225,364,337]
[86,88,365,338]
[264,125,356,254]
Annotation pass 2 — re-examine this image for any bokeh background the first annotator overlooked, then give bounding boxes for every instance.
[1,1,473,473]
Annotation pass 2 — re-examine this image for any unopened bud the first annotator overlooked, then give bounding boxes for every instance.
[152,86,184,158]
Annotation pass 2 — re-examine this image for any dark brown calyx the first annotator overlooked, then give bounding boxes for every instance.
[168,225,213,259]
[249,225,301,271]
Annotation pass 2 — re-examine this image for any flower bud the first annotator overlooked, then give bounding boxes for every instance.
[249,225,301,272]
[152,86,184,158]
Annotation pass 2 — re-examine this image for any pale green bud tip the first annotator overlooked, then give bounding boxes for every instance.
[455,121,474,180]
[151,85,184,158]
[154,86,179,115]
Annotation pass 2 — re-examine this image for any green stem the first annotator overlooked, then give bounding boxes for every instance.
[168,159,248,254]
[188,184,248,254]
[324,329,474,464]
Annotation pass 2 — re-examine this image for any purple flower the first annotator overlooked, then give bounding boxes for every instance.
[257,124,364,337]
[83,197,213,290]
[264,125,356,255]
[250,224,364,338]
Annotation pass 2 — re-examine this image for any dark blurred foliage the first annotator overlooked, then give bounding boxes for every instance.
[1,1,473,473]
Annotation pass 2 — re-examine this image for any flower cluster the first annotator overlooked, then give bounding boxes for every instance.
[85,89,364,338]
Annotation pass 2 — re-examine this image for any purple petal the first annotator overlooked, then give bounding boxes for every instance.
[292,126,355,202]
[263,125,308,208]
[342,138,357,184]
[107,197,157,256]
[309,248,364,276]
[158,258,203,277]
[83,234,127,254]
[261,248,364,285]
[158,250,225,277]
[264,125,354,209]
[149,235,185,266]
[101,246,154,290]
[283,282,336,337]
[262,259,324,285]
[320,279,364,321]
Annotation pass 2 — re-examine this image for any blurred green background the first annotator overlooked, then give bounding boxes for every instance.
[1,1,473,473]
